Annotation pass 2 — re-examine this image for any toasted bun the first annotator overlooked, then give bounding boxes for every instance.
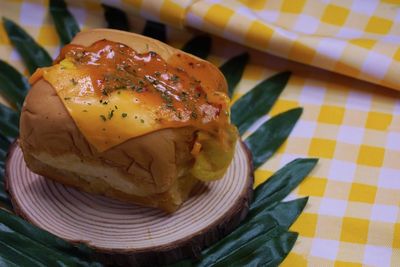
[19,29,228,212]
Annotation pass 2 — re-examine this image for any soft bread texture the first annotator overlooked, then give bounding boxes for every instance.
[20,29,228,212]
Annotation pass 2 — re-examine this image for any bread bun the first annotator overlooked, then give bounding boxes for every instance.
[20,29,237,212]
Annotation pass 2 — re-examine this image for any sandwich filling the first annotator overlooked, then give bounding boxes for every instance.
[30,39,237,181]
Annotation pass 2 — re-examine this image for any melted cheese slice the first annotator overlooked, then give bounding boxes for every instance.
[43,63,181,152]
[34,40,232,155]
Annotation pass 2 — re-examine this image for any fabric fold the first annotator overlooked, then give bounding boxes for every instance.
[105,0,400,91]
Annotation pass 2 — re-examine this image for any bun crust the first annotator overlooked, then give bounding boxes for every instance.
[20,29,228,212]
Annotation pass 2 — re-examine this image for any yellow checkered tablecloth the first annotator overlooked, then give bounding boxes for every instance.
[0,0,399,266]
[113,0,400,92]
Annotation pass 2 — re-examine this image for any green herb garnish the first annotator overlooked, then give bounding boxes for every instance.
[180,91,188,101]
[108,110,114,120]
[70,78,78,85]
[170,74,179,83]
[136,86,144,93]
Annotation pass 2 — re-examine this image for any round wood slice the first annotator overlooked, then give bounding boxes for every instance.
[5,140,253,266]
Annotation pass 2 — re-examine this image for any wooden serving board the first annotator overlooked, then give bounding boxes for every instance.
[5,140,253,266]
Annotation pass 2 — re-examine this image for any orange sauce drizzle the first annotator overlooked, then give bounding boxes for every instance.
[31,40,232,152]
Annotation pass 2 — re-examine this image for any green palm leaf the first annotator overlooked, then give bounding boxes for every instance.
[102,4,129,31]
[0,134,10,160]
[0,134,12,209]
[251,158,318,212]
[142,20,167,42]
[199,226,284,267]
[2,18,52,74]
[248,231,298,267]
[0,59,29,92]
[264,232,299,267]
[0,209,94,259]
[231,71,291,135]
[49,0,80,45]
[181,35,212,59]
[245,108,303,169]
[0,103,19,140]
[214,230,297,267]
[0,238,46,267]
[0,134,10,189]
[199,219,278,266]
[0,210,101,266]
[0,60,29,110]
[219,53,249,97]
[248,197,309,229]
[169,157,315,267]
[0,184,12,210]
[0,222,100,267]
[0,255,19,267]
[0,73,24,110]
[201,197,309,265]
